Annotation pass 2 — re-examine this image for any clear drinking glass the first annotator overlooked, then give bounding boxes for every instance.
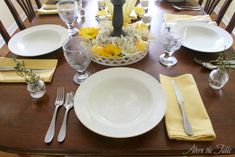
[209,69,229,89]
[63,36,91,84]
[27,79,46,98]
[57,0,79,36]
[75,0,85,17]
[159,22,186,66]
[140,0,149,12]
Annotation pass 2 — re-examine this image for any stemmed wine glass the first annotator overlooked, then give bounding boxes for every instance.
[159,22,186,66]
[57,0,79,36]
[140,0,149,13]
[75,0,85,17]
[63,36,91,84]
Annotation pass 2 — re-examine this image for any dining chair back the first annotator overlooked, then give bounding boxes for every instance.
[203,0,220,14]
[225,12,235,34]
[215,0,232,25]
[35,0,42,9]
[4,0,37,30]
[199,0,233,33]
[0,21,10,44]
[198,0,203,5]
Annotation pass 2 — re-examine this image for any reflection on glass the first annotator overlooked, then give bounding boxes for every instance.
[57,0,79,36]
[159,22,186,67]
[63,36,91,84]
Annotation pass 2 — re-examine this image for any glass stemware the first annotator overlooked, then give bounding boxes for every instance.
[159,22,186,66]
[140,0,149,13]
[63,36,91,84]
[57,0,79,36]
[75,0,85,17]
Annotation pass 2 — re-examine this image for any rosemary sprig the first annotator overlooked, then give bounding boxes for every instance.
[210,52,235,72]
[13,59,39,84]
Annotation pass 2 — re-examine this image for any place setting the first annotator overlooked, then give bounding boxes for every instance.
[2,0,235,155]
[39,0,219,142]
[7,0,90,58]
[163,13,233,53]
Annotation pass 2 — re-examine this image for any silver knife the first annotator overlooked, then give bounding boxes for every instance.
[0,66,51,73]
[172,80,193,136]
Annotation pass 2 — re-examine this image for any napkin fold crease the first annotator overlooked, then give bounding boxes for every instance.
[160,74,216,141]
[0,57,58,83]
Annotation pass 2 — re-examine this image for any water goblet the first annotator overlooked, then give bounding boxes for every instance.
[63,36,91,84]
[98,0,105,10]
[140,0,149,13]
[142,14,152,27]
[57,0,79,36]
[159,22,186,66]
[75,0,85,17]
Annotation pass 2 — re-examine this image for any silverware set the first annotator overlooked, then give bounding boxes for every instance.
[44,87,74,143]
[194,58,235,70]
[172,4,201,11]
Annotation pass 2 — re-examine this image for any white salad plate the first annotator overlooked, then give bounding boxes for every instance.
[183,22,233,53]
[74,67,167,138]
[8,24,68,57]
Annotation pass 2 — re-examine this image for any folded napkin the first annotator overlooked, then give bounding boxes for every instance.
[164,13,212,23]
[0,57,58,83]
[38,4,57,15]
[160,74,216,141]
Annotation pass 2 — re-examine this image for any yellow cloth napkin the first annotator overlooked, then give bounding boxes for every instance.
[38,4,57,15]
[160,74,216,141]
[0,57,58,83]
[164,13,212,23]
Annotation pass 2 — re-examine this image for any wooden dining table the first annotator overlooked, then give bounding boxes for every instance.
[0,0,235,156]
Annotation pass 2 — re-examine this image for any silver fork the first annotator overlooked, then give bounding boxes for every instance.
[44,87,64,143]
[57,92,74,142]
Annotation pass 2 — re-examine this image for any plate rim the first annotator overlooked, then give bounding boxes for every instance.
[74,67,167,138]
[8,24,68,57]
[183,22,233,53]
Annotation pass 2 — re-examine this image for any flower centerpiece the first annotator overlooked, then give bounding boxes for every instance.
[79,0,152,66]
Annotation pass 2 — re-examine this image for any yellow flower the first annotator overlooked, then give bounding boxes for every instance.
[124,16,131,26]
[91,45,106,56]
[134,6,145,17]
[135,41,147,51]
[97,10,109,16]
[91,44,122,58]
[135,23,148,30]
[105,44,122,58]
[79,27,99,40]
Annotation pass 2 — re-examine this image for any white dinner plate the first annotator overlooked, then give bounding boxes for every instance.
[74,68,167,138]
[8,24,68,56]
[183,22,233,53]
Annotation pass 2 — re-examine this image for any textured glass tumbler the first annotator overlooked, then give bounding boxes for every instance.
[63,36,91,84]
[159,22,186,67]
[57,0,79,36]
